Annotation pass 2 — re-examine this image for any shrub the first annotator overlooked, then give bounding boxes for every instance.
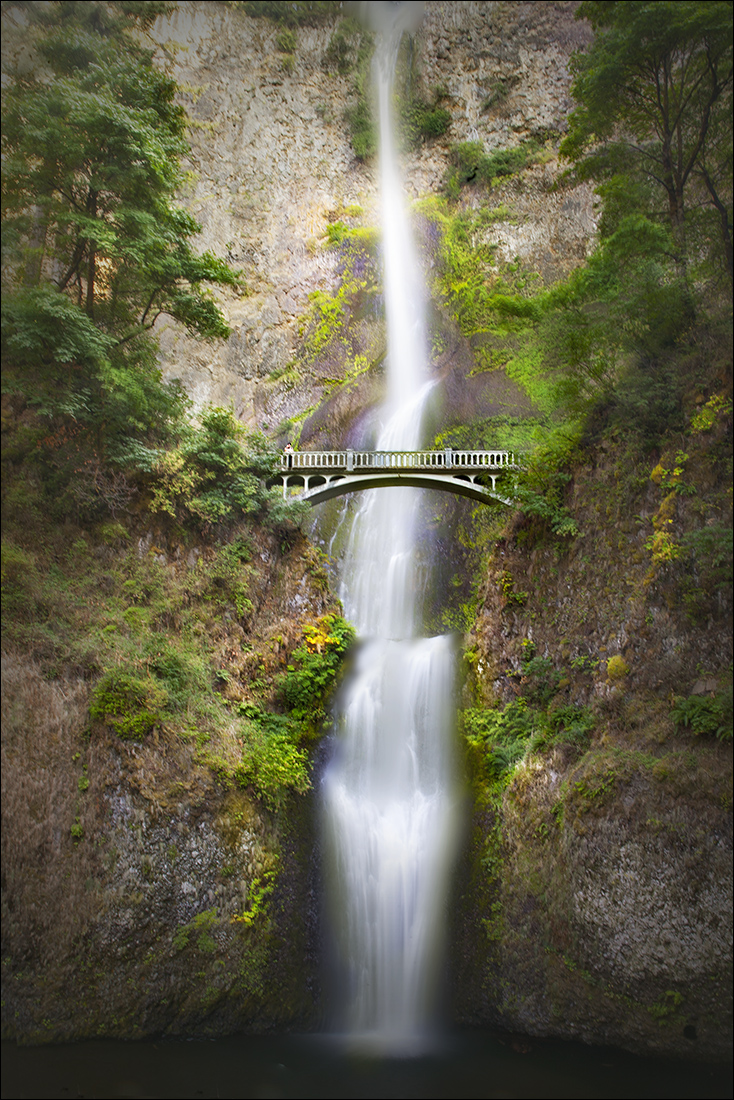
[671,692,733,741]
[681,522,733,590]
[445,139,538,197]
[1,542,42,621]
[346,98,376,160]
[235,707,311,808]
[521,656,562,705]
[142,640,209,711]
[150,407,290,531]
[89,668,168,741]
[401,96,451,147]
[462,700,538,779]
[280,614,355,723]
[275,27,296,52]
[324,18,360,73]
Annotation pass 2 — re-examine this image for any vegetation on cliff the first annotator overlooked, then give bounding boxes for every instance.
[1,3,357,1042]
[440,1,733,1059]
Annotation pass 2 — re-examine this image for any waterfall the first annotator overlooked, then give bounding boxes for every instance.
[321,7,460,1054]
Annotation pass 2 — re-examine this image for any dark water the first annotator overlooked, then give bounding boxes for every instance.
[2,1031,731,1100]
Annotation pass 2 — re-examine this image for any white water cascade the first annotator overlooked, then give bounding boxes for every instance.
[322,7,460,1054]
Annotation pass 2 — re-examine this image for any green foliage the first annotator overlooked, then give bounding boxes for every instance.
[235,710,311,809]
[463,701,536,780]
[228,615,354,807]
[419,199,539,351]
[499,570,528,607]
[150,407,294,532]
[563,1,733,283]
[2,2,239,336]
[529,705,595,752]
[400,91,451,148]
[690,393,732,433]
[231,865,278,925]
[346,97,377,160]
[0,541,42,620]
[323,16,363,74]
[648,990,685,1022]
[89,667,168,741]
[1,288,189,477]
[1,0,242,520]
[521,656,562,706]
[463,696,595,785]
[680,522,733,590]
[240,1,340,26]
[172,908,220,953]
[671,691,733,741]
[143,637,210,710]
[275,27,296,52]
[332,20,375,158]
[445,139,541,199]
[279,614,356,722]
[2,482,339,812]
[507,216,693,430]
[300,222,381,358]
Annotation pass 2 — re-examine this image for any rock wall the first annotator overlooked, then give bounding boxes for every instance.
[149,1,596,432]
[1,530,336,1043]
[451,408,733,1060]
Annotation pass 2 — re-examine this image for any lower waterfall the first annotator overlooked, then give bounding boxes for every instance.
[321,7,460,1053]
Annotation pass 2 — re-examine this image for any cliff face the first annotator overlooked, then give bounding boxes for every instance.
[148,1,596,437]
[2,527,337,1042]
[452,404,733,1060]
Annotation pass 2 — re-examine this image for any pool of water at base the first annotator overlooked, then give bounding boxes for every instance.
[2,1031,731,1100]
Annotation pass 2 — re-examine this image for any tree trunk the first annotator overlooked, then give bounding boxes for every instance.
[701,167,734,283]
[85,190,98,317]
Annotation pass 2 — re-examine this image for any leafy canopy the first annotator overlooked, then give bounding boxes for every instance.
[1,1,240,460]
[562,1,733,281]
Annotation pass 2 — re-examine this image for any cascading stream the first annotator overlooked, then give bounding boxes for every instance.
[322,10,460,1054]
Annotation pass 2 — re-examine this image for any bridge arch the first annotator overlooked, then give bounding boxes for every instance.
[272,449,519,508]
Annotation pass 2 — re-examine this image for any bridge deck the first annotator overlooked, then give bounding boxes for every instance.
[273,449,520,507]
[278,448,519,473]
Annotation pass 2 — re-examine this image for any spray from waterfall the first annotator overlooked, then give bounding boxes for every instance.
[322,3,460,1054]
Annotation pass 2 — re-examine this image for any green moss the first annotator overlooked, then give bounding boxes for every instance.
[606,654,630,682]
[300,224,380,358]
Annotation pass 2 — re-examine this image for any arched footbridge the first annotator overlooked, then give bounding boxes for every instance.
[274,449,521,506]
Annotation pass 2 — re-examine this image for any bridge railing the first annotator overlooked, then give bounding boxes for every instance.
[278,449,519,472]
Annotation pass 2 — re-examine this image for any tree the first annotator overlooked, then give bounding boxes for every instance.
[1,1,240,464]
[561,1,733,284]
